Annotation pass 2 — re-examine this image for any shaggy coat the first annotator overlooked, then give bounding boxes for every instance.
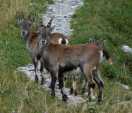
[40,42,106,102]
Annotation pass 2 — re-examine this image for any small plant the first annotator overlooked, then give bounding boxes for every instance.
[101,64,117,79]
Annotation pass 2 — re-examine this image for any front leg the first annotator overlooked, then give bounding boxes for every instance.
[50,71,57,97]
[93,70,104,102]
[39,61,45,85]
[32,58,38,83]
[58,71,68,102]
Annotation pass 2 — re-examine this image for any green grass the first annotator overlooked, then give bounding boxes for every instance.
[0,72,132,113]
[0,0,132,113]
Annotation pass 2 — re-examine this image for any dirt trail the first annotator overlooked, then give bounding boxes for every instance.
[43,0,83,36]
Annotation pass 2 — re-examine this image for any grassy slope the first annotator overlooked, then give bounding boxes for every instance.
[0,0,132,113]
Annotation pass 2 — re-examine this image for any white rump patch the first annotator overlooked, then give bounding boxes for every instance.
[58,38,63,44]
[58,38,69,45]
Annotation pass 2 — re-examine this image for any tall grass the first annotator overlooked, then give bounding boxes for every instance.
[0,0,31,29]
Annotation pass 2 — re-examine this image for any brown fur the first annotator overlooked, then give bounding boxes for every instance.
[28,32,68,49]
[41,42,103,102]
[26,31,69,84]
[50,33,68,45]
[28,32,38,49]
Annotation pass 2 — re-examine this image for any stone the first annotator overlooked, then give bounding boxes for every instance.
[43,0,83,36]
[122,45,132,54]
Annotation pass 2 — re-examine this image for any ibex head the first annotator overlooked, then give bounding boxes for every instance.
[37,17,55,46]
[20,16,33,41]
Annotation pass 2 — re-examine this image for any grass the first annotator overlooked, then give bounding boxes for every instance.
[0,0,132,113]
[0,0,30,29]
[0,72,132,113]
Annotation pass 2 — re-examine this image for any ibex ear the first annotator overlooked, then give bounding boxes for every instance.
[97,40,104,48]
[27,15,34,23]
[16,11,25,26]
[26,15,34,27]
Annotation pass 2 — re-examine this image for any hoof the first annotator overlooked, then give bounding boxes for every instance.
[70,88,73,94]
[51,91,55,97]
[81,88,85,94]
[98,97,103,103]
[35,76,38,83]
[40,78,45,85]
[97,100,103,105]
[74,91,78,96]
[62,94,68,102]
[88,97,92,102]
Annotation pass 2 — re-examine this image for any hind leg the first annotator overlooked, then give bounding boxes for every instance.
[58,71,68,101]
[82,64,95,101]
[81,76,87,94]
[70,73,78,96]
[50,70,57,97]
[93,69,104,102]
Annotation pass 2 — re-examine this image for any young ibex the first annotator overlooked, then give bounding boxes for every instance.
[18,16,69,84]
[70,41,113,97]
[39,27,112,102]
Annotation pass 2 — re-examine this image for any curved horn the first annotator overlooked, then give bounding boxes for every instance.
[47,16,54,28]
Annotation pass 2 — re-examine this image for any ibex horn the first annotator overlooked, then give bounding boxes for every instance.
[47,16,54,28]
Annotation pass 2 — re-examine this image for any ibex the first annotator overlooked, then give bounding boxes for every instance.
[39,27,112,102]
[70,41,113,97]
[17,16,69,84]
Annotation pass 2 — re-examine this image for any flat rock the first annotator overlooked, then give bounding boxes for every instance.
[122,45,132,54]
[117,82,130,90]
[43,0,83,36]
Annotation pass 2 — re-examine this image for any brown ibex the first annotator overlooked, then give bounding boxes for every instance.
[39,27,112,102]
[70,41,112,97]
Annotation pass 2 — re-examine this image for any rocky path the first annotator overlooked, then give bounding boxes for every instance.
[43,0,83,36]
[17,0,86,105]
